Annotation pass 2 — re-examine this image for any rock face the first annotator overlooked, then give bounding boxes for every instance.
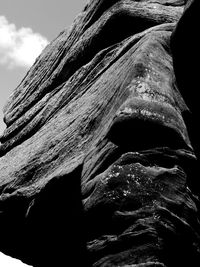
[0,0,200,266]
[170,0,200,156]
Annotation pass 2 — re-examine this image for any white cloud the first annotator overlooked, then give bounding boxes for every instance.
[0,15,49,69]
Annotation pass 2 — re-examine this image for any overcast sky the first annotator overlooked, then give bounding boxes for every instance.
[0,0,85,266]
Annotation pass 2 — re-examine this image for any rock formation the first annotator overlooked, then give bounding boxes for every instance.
[171,0,200,156]
[0,0,199,266]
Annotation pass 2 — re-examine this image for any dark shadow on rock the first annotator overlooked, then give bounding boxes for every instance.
[25,165,89,267]
[171,0,200,156]
[0,165,89,267]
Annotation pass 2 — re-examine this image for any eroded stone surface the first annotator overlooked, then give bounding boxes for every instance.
[0,0,199,266]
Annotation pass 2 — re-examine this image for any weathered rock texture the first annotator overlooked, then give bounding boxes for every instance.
[0,0,200,266]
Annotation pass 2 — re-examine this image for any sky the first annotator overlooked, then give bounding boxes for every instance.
[0,0,86,266]
[0,0,86,134]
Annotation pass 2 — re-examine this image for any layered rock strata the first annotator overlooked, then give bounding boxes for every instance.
[0,0,199,266]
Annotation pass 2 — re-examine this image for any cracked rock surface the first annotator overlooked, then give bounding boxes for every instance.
[0,0,200,266]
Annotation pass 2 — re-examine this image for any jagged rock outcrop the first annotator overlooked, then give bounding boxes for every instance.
[0,0,200,266]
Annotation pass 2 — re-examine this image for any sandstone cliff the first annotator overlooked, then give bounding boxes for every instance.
[0,1,200,266]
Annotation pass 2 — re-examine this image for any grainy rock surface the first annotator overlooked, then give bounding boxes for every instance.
[0,0,200,266]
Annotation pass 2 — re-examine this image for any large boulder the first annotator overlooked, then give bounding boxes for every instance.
[0,0,200,266]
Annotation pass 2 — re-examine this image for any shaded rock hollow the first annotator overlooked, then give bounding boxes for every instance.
[0,0,200,266]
